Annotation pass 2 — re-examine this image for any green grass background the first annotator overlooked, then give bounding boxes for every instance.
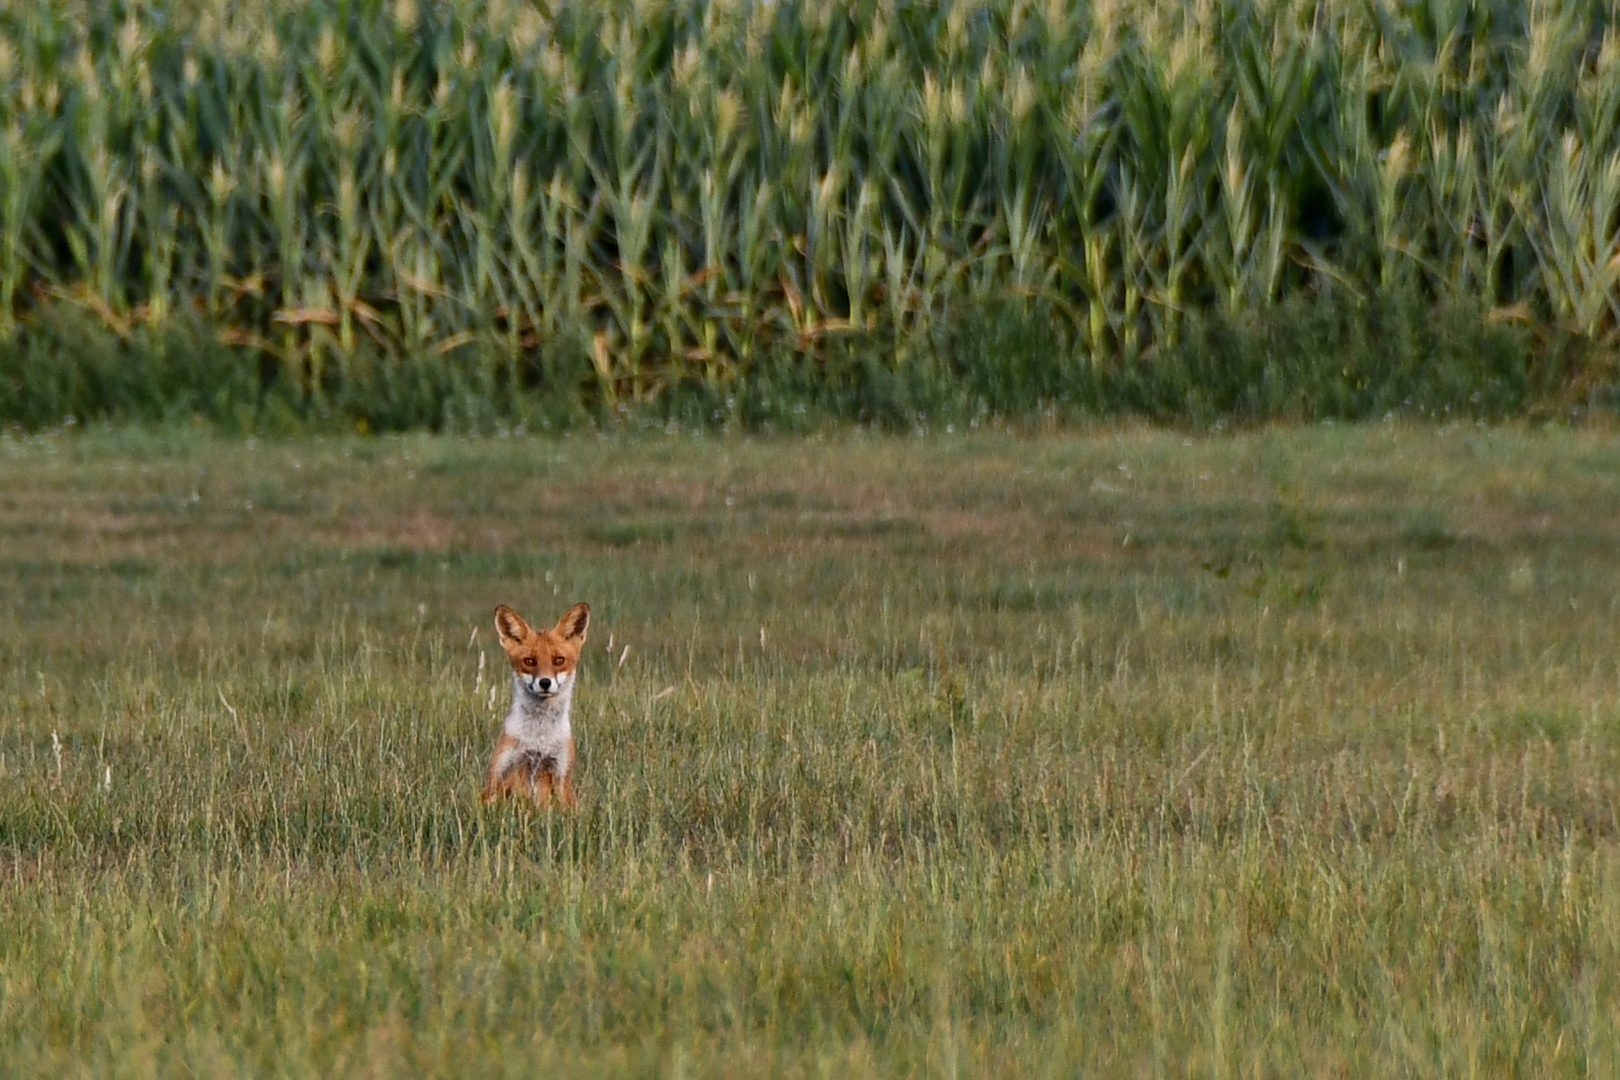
[4,0,1620,431]
[2,425,1619,1075]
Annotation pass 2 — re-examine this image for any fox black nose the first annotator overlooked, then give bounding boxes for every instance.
[537,677,553,692]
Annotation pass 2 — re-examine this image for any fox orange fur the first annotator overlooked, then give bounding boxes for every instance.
[480,601,590,809]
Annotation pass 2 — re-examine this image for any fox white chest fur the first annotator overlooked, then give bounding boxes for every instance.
[496,672,575,776]
[480,601,590,809]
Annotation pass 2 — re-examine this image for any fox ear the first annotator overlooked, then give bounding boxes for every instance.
[555,602,590,643]
[494,605,532,648]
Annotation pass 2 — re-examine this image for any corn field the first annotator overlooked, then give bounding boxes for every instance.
[0,0,1616,413]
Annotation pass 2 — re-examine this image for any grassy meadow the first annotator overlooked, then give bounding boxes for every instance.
[1,424,1619,1075]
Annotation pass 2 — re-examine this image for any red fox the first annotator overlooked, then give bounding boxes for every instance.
[480,601,590,809]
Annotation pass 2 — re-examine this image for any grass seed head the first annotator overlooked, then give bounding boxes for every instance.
[715,89,743,147]
[674,42,702,90]
[118,15,145,64]
[1384,130,1412,184]
[208,159,235,204]
[255,27,281,68]
[1008,65,1036,127]
[510,8,545,53]
[490,80,515,161]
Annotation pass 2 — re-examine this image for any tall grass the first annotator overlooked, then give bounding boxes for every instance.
[0,0,1615,428]
[3,427,1620,1074]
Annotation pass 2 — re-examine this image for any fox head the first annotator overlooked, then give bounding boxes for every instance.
[494,602,590,699]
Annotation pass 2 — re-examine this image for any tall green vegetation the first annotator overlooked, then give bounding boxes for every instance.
[0,0,1615,428]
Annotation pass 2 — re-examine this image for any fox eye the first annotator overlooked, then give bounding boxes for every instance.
[552,655,566,667]
[522,657,537,668]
